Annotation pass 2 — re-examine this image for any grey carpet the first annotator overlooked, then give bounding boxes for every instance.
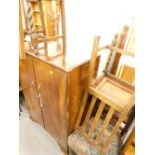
[19,105,65,155]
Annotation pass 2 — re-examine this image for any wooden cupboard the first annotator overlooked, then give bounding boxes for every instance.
[20,52,99,153]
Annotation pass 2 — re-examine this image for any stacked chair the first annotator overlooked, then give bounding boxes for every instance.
[20,0,64,58]
[68,36,135,155]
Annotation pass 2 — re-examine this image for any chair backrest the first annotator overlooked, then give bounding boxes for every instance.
[25,0,39,48]
[75,86,135,154]
[74,35,135,154]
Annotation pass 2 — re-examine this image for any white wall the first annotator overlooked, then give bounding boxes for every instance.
[65,0,135,60]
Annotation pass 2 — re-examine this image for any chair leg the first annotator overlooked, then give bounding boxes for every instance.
[19,103,22,116]
[19,103,22,112]
[69,147,76,155]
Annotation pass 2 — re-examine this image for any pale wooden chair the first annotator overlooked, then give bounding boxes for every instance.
[68,36,135,155]
[109,26,135,135]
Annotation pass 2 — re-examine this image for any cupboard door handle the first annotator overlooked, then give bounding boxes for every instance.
[36,93,44,108]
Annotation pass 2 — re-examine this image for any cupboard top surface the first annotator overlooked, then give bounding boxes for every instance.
[26,51,90,72]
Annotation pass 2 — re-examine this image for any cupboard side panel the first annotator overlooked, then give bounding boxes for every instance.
[68,62,89,134]
[68,57,100,134]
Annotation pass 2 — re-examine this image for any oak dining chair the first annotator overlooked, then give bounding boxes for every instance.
[68,36,135,155]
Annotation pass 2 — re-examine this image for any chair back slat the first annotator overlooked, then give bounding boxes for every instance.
[103,94,135,149]
[19,0,26,60]
[75,91,89,128]
[81,96,97,132]
[25,0,38,48]
[87,102,105,138]
[95,107,114,142]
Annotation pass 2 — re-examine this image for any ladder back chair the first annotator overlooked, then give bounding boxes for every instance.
[107,24,135,134]
[20,0,65,58]
[87,36,135,107]
[68,36,135,155]
[92,35,135,136]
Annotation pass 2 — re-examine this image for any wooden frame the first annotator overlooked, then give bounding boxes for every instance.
[19,0,26,59]
[116,64,135,85]
[20,0,66,59]
[110,25,130,75]
[20,0,29,31]
[87,36,135,87]
[68,36,135,155]
[71,85,135,154]
[60,0,66,56]
[89,36,135,133]
[107,22,135,75]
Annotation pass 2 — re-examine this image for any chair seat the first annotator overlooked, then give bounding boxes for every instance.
[68,118,120,155]
[91,75,134,110]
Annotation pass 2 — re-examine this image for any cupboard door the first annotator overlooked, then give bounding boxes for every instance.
[33,58,68,151]
[19,55,44,127]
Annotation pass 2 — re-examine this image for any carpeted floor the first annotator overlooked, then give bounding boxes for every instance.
[19,101,64,155]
